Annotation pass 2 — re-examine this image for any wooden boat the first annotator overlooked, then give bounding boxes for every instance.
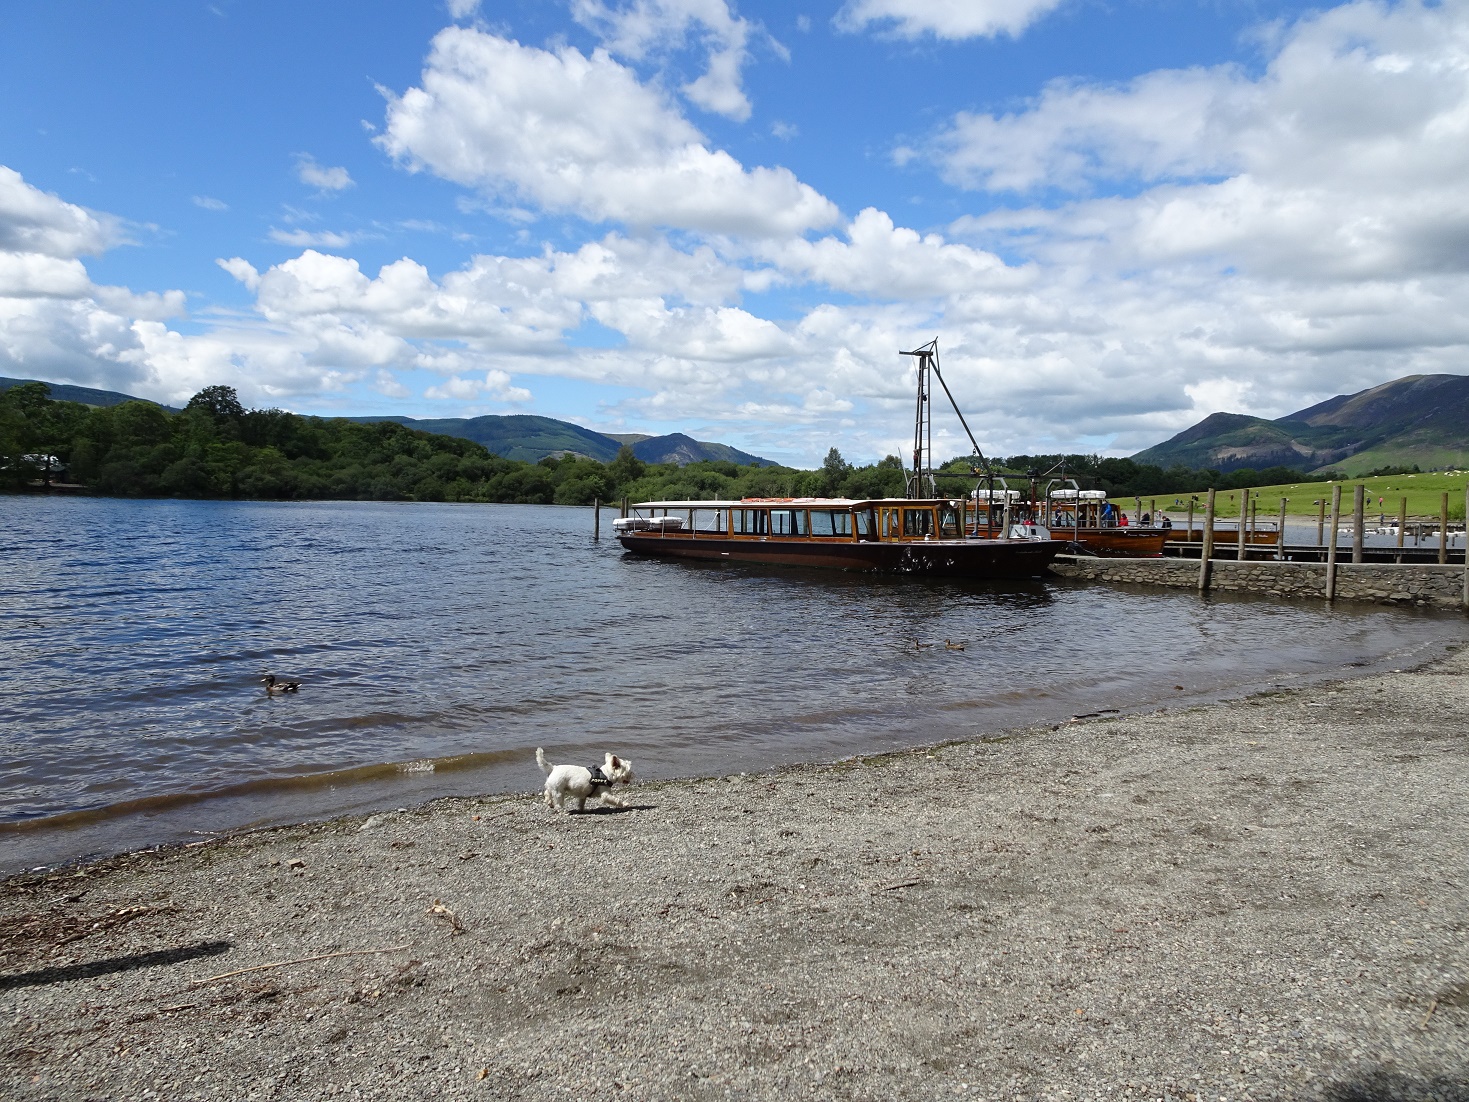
[615,497,1063,578]
[1040,488,1170,557]
[959,486,1170,557]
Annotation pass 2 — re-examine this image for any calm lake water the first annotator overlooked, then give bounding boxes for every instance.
[2,497,1464,874]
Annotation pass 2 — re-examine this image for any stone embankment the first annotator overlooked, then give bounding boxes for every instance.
[1050,553,1468,609]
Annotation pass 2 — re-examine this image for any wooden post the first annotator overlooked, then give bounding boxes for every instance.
[1352,484,1364,564]
[1325,484,1342,601]
[1277,497,1287,560]
[1198,488,1216,591]
[1186,498,1196,545]
[620,496,628,519]
[1397,497,1407,552]
[1316,498,1325,547]
[593,498,601,541]
[1440,492,1450,565]
[1237,492,1248,561]
[1149,498,1157,524]
[1463,485,1468,611]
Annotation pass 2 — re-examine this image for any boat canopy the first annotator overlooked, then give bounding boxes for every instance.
[1049,489,1107,501]
[971,489,1021,502]
[627,497,968,510]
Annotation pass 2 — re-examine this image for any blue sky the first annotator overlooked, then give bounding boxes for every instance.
[3,0,1467,466]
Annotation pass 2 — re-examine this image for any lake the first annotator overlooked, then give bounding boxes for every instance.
[2,496,1463,874]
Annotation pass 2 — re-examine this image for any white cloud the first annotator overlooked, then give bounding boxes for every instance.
[445,0,480,18]
[377,28,838,237]
[216,256,260,291]
[268,228,361,249]
[424,369,530,402]
[572,0,766,121]
[836,0,1067,40]
[0,166,118,257]
[294,154,354,192]
[192,195,229,212]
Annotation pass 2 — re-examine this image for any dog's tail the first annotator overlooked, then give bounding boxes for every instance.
[535,747,552,775]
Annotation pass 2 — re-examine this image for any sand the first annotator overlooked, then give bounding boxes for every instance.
[3,645,1467,1102]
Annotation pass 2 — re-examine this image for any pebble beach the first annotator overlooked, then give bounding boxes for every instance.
[3,645,1467,1102]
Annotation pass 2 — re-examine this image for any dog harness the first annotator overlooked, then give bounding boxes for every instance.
[588,766,612,789]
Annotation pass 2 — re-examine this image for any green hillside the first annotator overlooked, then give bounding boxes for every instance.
[345,414,622,463]
[0,376,178,411]
[1113,470,1468,520]
[1133,374,1469,475]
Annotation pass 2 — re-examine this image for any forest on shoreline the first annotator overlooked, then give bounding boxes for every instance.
[1,381,1340,504]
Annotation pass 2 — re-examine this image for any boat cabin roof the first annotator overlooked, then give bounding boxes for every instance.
[628,497,964,510]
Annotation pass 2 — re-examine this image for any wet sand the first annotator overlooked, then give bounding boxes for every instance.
[3,644,1467,1102]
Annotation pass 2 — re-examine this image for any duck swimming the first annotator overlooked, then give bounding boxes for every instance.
[944,640,966,651]
[261,674,301,694]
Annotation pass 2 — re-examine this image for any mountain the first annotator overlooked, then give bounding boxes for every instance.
[628,432,773,467]
[1132,374,1469,475]
[343,414,624,463]
[340,416,778,466]
[0,376,179,411]
[4,374,778,467]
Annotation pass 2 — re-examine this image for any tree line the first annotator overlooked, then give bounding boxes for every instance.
[2,381,1338,505]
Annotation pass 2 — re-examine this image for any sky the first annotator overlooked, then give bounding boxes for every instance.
[2,0,1467,467]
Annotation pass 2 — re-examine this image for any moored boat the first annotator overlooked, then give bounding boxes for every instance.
[614,497,1062,578]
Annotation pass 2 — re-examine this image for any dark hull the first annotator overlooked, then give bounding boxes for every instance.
[617,534,1063,578]
[975,524,1170,557]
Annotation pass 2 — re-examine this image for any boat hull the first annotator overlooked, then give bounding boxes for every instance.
[975,524,1170,557]
[616,533,1064,578]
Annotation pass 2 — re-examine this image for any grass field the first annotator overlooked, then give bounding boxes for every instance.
[1113,471,1469,520]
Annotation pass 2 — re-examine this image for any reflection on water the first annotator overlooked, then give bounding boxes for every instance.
[1,497,1463,873]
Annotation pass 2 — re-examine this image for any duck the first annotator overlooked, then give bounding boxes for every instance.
[261,674,301,695]
[912,640,933,650]
[944,640,966,651]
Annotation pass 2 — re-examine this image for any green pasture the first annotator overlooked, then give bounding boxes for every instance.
[1113,470,1469,520]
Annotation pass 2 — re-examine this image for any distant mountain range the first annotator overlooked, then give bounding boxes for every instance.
[0,376,180,411]
[0,376,775,467]
[1132,374,1469,476]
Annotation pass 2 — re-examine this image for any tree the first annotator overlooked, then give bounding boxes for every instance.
[185,385,245,423]
[820,447,851,494]
[606,444,646,489]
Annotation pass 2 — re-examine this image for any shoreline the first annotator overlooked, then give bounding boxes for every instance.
[5,646,1468,1099]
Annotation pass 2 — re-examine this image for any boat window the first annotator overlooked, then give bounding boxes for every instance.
[769,509,806,536]
[809,511,852,537]
[881,508,901,539]
[902,508,934,537]
[855,510,873,538]
[938,504,961,539]
[691,508,725,533]
[733,509,767,535]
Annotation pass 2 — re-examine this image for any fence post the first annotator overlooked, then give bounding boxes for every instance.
[1278,497,1287,560]
[1237,492,1248,561]
[593,498,601,541]
[1316,498,1325,547]
[1352,484,1365,564]
[1198,488,1216,592]
[1326,484,1342,601]
[1440,492,1450,565]
[1397,497,1407,561]
[1187,498,1196,546]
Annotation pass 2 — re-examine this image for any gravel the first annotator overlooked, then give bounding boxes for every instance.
[3,645,1467,1101]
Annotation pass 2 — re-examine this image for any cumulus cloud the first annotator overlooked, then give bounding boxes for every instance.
[0,166,118,257]
[192,195,229,212]
[572,0,768,121]
[445,0,479,17]
[424,369,531,402]
[376,27,838,237]
[294,154,354,192]
[836,0,1067,40]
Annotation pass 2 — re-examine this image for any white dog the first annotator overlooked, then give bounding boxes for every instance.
[535,747,635,813]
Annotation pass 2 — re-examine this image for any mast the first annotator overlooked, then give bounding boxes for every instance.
[899,338,993,500]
